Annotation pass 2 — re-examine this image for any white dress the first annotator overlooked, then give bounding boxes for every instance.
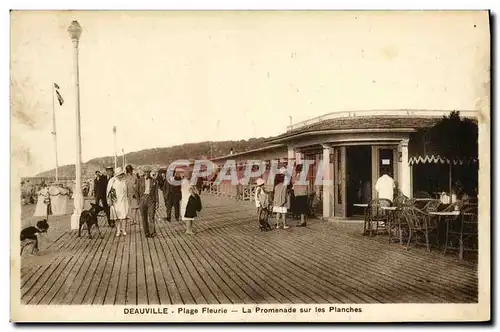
[272,206,288,214]
[180,178,192,221]
[49,186,69,215]
[33,188,50,217]
[107,177,129,220]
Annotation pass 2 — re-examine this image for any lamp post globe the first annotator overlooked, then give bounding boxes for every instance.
[68,20,84,230]
[68,20,82,41]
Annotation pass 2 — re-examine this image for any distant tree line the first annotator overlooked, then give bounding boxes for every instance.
[36,138,271,178]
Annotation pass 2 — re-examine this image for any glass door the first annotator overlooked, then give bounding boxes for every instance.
[371,146,398,201]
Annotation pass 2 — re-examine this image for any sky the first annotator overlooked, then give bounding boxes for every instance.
[10,10,490,177]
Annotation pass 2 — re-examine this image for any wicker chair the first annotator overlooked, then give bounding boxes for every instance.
[423,199,441,212]
[364,198,392,236]
[442,200,463,211]
[444,205,478,260]
[388,195,410,245]
[403,205,438,252]
[307,192,317,217]
[414,191,432,199]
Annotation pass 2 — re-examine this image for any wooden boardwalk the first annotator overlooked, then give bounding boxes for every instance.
[20,194,478,305]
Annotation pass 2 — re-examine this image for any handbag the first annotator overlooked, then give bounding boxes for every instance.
[108,187,117,203]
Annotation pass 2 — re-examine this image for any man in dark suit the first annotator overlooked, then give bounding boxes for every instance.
[93,171,101,198]
[95,166,114,227]
[161,172,182,222]
[136,168,159,238]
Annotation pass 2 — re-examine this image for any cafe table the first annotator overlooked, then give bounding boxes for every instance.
[353,203,369,208]
[354,203,370,235]
[381,206,401,244]
[429,211,460,216]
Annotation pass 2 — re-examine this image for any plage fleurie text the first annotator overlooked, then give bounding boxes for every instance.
[124,306,362,315]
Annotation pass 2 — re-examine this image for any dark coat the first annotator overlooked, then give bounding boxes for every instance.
[161,176,182,201]
[135,176,159,204]
[93,177,99,197]
[184,194,202,218]
[196,177,204,191]
[95,175,111,198]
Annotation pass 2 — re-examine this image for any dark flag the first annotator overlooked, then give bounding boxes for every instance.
[113,126,116,134]
[54,83,64,105]
[55,90,64,106]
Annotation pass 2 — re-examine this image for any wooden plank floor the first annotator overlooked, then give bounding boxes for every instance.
[20,194,478,305]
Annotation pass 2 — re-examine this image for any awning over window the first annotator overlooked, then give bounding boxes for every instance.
[408,112,478,166]
[409,154,478,166]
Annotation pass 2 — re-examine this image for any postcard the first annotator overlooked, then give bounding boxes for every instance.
[10,10,490,322]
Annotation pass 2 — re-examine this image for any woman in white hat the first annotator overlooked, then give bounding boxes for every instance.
[107,166,129,237]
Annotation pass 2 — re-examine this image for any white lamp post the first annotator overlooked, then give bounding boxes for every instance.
[68,20,83,230]
[122,148,125,168]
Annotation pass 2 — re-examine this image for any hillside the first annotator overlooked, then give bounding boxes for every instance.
[36,138,271,178]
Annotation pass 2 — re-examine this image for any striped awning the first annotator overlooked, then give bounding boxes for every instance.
[408,115,478,166]
[409,154,478,166]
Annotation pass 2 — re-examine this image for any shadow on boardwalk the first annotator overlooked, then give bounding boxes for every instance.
[20,194,478,305]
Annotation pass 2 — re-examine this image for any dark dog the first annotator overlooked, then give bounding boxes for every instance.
[79,203,104,239]
[20,219,49,255]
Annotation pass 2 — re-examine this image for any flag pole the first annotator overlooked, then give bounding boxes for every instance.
[122,148,125,168]
[52,83,59,183]
[113,126,117,170]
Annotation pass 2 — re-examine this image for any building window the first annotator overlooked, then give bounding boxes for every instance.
[379,148,394,177]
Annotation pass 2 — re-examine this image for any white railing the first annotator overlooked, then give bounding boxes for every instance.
[286,109,480,132]
[208,182,257,202]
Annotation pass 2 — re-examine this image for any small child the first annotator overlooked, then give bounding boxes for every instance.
[254,178,266,216]
[184,185,202,235]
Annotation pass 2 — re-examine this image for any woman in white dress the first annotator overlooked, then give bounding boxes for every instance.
[33,184,51,217]
[124,165,139,225]
[107,167,129,237]
[49,184,69,216]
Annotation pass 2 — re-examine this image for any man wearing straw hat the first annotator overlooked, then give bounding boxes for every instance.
[136,167,160,238]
